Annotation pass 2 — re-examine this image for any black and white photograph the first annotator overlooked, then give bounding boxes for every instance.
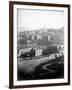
[9,1,70,88]
[17,8,64,81]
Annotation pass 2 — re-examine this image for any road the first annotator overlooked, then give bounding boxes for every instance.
[17,53,61,74]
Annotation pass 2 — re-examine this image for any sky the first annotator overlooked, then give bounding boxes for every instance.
[17,9,64,31]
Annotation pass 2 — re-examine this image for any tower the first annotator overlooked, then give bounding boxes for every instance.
[44,26,46,32]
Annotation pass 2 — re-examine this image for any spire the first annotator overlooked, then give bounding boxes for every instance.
[44,26,46,32]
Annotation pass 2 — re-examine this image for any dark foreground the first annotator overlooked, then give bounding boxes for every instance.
[17,56,64,80]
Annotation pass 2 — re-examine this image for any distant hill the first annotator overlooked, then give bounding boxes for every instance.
[17,27,64,46]
[35,27,64,45]
[47,27,64,44]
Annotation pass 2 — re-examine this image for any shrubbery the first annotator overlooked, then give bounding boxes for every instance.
[42,46,59,55]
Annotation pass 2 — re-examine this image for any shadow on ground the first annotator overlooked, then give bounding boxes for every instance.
[17,56,64,81]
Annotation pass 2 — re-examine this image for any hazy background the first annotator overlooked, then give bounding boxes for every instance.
[17,9,64,31]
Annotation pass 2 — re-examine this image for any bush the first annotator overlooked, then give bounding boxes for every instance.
[42,46,58,55]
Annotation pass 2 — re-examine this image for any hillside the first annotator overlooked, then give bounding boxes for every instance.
[17,27,64,46]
